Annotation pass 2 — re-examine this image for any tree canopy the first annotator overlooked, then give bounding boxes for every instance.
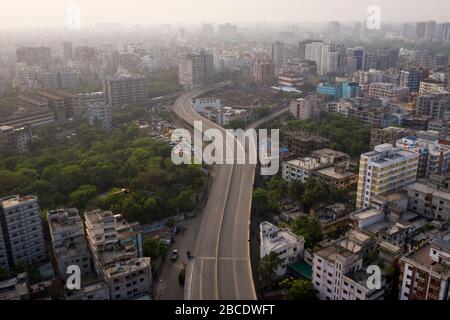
[285,113,371,158]
[286,279,317,300]
[0,123,205,224]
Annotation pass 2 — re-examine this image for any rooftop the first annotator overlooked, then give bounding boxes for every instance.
[0,195,37,209]
[316,166,355,180]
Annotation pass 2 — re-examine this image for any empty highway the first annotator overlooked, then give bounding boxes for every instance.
[171,82,257,300]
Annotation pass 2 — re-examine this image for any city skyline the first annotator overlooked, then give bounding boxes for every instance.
[1,0,450,30]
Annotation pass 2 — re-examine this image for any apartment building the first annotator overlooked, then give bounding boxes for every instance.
[271,41,285,68]
[399,233,450,300]
[396,133,450,178]
[419,80,446,95]
[253,58,275,85]
[47,208,92,280]
[278,73,303,88]
[282,157,326,183]
[289,94,320,120]
[368,83,409,101]
[33,90,82,123]
[65,278,110,300]
[87,102,112,132]
[370,127,412,150]
[104,257,152,300]
[103,74,148,107]
[312,244,385,300]
[36,70,80,90]
[407,175,450,220]
[314,164,358,191]
[178,52,214,90]
[259,221,304,276]
[415,94,450,119]
[0,125,32,155]
[0,195,47,269]
[84,210,150,299]
[399,69,421,93]
[356,144,419,209]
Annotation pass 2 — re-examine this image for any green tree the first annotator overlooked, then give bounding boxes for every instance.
[143,237,167,260]
[267,175,286,206]
[292,215,323,249]
[258,252,281,289]
[302,178,329,212]
[252,188,277,215]
[286,280,317,300]
[70,185,98,209]
[288,180,305,203]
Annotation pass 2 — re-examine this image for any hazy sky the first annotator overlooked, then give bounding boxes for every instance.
[1,0,450,30]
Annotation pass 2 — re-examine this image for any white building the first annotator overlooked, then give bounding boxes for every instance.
[313,244,385,300]
[84,209,151,300]
[259,221,304,276]
[47,208,92,280]
[282,157,325,183]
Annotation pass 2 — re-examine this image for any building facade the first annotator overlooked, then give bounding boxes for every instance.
[356,144,419,209]
[0,195,47,269]
[103,75,148,107]
[47,208,92,280]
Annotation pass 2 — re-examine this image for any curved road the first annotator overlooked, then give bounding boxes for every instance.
[171,82,257,300]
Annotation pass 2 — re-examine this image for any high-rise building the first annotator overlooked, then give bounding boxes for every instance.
[425,21,437,40]
[400,68,421,93]
[63,42,73,62]
[347,48,365,71]
[305,41,325,72]
[416,22,427,39]
[16,46,51,65]
[356,144,419,209]
[271,41,285,68]
[103,74,148,107]
[305,41,339,75]
[299,39,317,60]
[87,102,112,132]
[415,93,450,119]
[289,94,320,120]
[253,58,275,84]
[178,52,214,90]
[47,208,92,280]
[0,195,47,269]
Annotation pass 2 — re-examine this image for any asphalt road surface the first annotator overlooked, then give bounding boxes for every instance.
[171,82,257,300]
